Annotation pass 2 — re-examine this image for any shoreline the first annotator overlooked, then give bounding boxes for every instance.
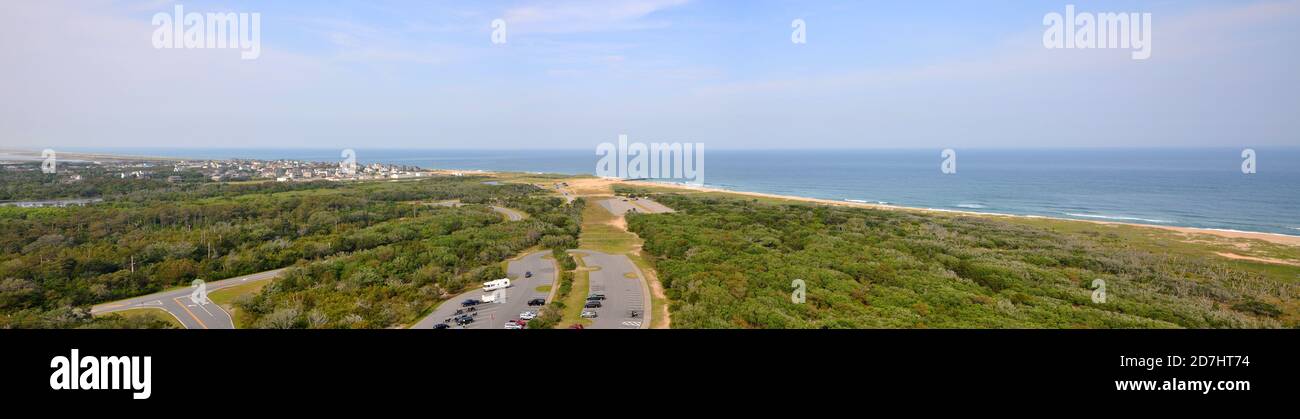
[0,148,185,163]
[6,148,1294,246]
[619,179,1300,247]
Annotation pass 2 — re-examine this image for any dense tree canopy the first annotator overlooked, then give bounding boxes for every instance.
[623,190,1296,329]
[0,174,580,328]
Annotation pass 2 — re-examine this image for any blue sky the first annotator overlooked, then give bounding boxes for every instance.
[2,0,1298,149]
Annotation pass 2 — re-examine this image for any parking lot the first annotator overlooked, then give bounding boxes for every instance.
[412,250,556,329]
[572,250,649,329]
[596,197,674,216]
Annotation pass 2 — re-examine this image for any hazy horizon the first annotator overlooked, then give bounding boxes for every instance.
[4,0,1299,150]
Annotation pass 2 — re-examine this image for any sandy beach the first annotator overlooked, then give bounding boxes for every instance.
[0,148,183,163]
[614,179,1300,247]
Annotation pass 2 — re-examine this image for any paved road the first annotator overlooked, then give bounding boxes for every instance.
[596,197,673,216]
[571,250,650,329]
[90,269,286,329]
[412,250,557,329]
[491,206,526,221]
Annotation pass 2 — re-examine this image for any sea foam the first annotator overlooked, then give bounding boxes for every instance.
[1065,213,1169,224]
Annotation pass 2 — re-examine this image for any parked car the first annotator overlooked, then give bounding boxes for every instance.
[504,322,523,330]
[524,271,533,278]
[584,301,602,308]
[587,293,606,301]
[581,310,598,318]
[432,323,450,329]
[527,298,546,306]
[461,299,482,307]
[519,311,537,320]
[514,319,528,326]
[568,324,585,330]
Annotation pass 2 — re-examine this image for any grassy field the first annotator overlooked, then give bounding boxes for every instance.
[209,280,272,329]
[577,197,641,253]
[100,308,182,328]
[557,254,593,328]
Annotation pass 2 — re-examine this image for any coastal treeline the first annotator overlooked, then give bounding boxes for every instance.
[0,175,578,328]
[621,189,1297,328]
[0,162,200,201]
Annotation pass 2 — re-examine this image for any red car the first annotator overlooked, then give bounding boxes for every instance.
[568,324,584,330]
[515,319,528,326]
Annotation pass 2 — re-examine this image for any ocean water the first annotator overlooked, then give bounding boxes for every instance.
[68,147,1300,236]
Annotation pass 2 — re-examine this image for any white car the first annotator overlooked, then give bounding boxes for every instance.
[580,310,598,318]
[504,322,523,329]
[519,311,537,320]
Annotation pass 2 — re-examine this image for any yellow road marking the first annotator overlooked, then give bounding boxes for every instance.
[173,297,208,329]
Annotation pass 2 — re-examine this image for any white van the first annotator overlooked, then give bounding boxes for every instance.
[482,278,511,292]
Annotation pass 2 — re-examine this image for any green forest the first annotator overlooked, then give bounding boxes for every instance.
[621,188,1298,329]
[0,169,580,328]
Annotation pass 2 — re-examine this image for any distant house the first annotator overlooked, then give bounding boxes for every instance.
[166,175,183,183]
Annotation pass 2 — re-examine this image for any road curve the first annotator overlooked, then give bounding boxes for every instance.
[491,206,526,221]
[91,269,286,329]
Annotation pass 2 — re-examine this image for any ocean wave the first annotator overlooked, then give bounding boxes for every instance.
[956,203,987,209]
[1065,213,1170,224]
[845,199,889,205]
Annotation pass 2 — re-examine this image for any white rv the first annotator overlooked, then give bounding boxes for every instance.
[482,278,511,292]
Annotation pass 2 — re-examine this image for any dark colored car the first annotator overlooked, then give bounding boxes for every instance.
[527,298,546,306]
[584,301,602,308]
[586,294,606,301]
[432,323,450,329]
[525,271,533,278]
[461,299,482,307]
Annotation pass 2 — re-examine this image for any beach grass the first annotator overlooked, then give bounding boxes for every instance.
[99,308,183,329]
[209,280,272,329]
[578,198,640,253]
[557,255,593,328]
